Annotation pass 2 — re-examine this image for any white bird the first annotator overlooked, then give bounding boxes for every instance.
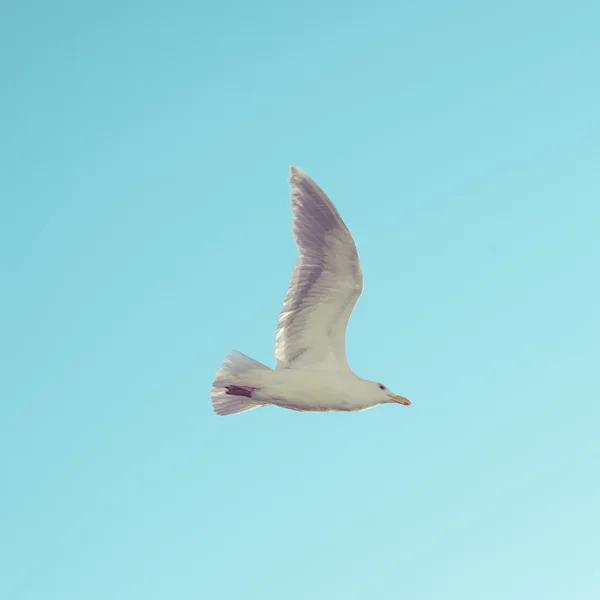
[211,166,411,416]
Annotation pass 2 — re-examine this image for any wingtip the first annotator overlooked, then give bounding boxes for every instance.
[289,164,306,183]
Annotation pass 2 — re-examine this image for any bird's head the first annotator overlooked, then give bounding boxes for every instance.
[373,382,411,406]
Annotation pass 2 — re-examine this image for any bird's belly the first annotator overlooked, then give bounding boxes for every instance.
[261,372,369,412]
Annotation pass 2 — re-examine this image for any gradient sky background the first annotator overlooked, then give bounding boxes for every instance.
[1,1,599,599]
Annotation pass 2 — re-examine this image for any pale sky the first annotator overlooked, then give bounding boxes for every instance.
[1,1,599,599]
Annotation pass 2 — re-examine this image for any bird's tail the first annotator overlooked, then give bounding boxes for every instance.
[211,350,272,416]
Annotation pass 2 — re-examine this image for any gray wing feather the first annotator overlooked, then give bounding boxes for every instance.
[275,166,363,370]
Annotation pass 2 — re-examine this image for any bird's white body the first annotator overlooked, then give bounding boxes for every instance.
[246,368,385,413]
[210,167,411,416]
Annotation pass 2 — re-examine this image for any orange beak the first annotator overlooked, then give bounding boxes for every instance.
[391,395,411,406]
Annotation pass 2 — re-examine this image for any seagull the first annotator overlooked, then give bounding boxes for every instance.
[211,166,411,416]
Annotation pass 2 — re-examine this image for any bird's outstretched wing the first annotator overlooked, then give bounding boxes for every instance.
[275,166,363,370]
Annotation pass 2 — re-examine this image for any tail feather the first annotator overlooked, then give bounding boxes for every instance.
[211,350,271,416]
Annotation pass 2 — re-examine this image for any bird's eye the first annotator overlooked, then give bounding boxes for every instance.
[378,384,386,390]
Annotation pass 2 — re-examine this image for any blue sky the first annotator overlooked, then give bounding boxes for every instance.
[1,1,599,598]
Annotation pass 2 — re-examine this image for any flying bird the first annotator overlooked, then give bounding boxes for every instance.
[211,166,411,416]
